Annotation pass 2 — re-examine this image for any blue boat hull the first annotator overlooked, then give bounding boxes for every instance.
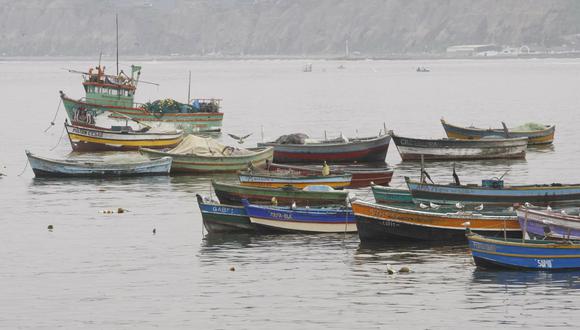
[243,200,356,233]
[468,234,580,270]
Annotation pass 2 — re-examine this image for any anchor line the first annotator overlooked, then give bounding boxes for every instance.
[49,125,67,151]
[16,158,29,177]
[44,99,63,132]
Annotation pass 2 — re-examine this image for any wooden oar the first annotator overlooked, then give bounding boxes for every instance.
[501,122,510,138]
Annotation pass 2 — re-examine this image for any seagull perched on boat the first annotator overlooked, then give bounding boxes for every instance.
[227,133,253,144]
[455,202,465,210]
[547,205,553,211]
[429,202,440,210]
[524,202,534,208]
[291,201,297,210]
[474,204,484,211]
[419,203,429,209]
[561,209,568,215]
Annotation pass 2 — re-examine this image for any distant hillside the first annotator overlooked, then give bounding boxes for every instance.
[1,0,580,57]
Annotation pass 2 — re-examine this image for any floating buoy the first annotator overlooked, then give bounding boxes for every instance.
[386,264,395,275]
[47,224,54,231]
[152,228,156,235]
[399,266,410,273]
[117,207,125,214]
[229,266,236,272]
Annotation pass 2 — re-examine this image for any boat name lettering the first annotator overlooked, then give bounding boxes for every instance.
[212,206,234,214]
[269,211,292,220]
[73,127,103,138]
[536,259,553,269]
[471,241,496,252]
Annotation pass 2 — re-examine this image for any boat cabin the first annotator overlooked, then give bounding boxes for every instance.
[82,65,139,108]
[482,179,504,189]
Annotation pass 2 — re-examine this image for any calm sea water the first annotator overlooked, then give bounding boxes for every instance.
[1,59,580,329]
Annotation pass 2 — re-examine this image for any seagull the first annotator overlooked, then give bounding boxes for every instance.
[455,202,465,210]
[524,202,533,208]
[419,203,429,209]
[474,204,484,211]
[561,209,568,215]
[291,201,297,210]
[227,133,252,144]
[429,202,440,210]
[547,205,553,211]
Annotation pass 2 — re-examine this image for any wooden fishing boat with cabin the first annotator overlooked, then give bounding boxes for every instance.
[61,63,223,133]
[441,118,555,145]
[242,200,356,233]
[265,162,394,188]
[389,131,527,161]
[257,132,390,163]
[196,194,253,233]
[140,135,273,173]
[467,232,580,270]
[65,121,183,152]
[406,176,580,206]
[26,151,172,177]
[352,200,520,242]
[238,170,352,189]
[212,180,349,206]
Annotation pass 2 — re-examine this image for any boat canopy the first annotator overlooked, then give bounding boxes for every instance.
[166,135,251,156]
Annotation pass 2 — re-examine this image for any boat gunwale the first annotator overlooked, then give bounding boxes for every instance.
[441,118,556,135]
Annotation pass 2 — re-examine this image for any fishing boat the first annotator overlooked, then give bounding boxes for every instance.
[238,170,352,189]
[242,200,356,233]
[212,180,349,206]
[196,194,253,233]
[26,151,172,177]
[65,122,183,152]
[257,133,390,163]
[389,132,527,161]
[61,64,223,133]
[441,118,555,145]
[467,232,580,270]
[140,135,273,173]
[352,200,520,242]
[406,176,580,206]
[265,162,394,188]
[371,185,413,204]
[516,206,580,240]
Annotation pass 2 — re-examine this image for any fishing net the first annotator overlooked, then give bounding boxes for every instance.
[274,133,310,144]
[513,122,547,131]
[141,98,220,114]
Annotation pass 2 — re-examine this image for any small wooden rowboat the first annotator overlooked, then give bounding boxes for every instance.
[371,185,413,204]
[441,118,555,145]
[467,232,580,270]
[257,134,390,163]
[65,122,183,152]
[140,135,273,173]
[266,162,393,188]
[352,200,520,242]
[212,180,349,206]
[242,200,356,233]
[406,177,580,206]
[26,151,172,177]
[196,194,253,233]
[516,206,580,240]
[389,132,527,161]
[238,171,352,189]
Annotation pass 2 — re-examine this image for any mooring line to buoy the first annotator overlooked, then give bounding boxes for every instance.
[16,158,29,177]
[49,125,67,151]
[44,99,62,132]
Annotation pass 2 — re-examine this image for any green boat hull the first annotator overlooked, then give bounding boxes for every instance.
[212,180,349,206]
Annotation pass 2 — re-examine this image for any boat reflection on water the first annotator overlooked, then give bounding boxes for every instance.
[470,269,580,289]
[354,242,470,266]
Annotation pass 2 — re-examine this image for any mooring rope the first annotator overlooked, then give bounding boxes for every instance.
[49,124,67,151]
[16,159,29,177]
[44,99,63,132]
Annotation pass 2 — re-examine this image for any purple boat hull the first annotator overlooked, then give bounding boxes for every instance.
[517,207,580,240]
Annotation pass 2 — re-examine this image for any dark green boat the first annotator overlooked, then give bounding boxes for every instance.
[196,194,253,233]
[211,180,349,206]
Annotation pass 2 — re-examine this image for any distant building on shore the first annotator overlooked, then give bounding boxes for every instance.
[446,44,502,56]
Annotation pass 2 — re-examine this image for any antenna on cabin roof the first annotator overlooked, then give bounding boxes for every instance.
[115,13,119,77]
[98,51,102,68]
[187,70,192,104]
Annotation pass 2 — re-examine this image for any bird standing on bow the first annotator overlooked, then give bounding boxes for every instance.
[228,133,253,144]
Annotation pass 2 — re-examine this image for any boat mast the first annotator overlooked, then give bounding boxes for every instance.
[116,13,119,77]
[187,70,192,104]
